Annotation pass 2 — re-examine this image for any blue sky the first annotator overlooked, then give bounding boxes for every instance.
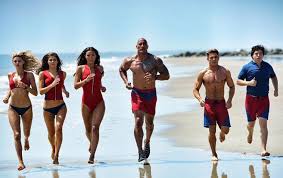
[0,0,282,54]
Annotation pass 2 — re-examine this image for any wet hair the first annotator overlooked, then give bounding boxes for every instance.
[251,45,265,57]
[36,52,62,74]
[12,51,40,72]
[76,47,100,66]
[206,48,219,57]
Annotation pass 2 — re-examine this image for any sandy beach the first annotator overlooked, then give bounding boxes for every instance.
[160,56,283,156]
[1,54,283,177]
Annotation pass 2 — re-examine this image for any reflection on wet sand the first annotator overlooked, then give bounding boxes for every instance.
[211,161,227,178]
[52,169,59,178]
[139,163,152,178]
[89,168,96,178]
[249,159,270,178]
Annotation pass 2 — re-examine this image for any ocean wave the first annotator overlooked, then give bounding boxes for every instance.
[0,76,8,90]
[0,110,7,115]
[102,56,121,63]
[62,63,77,75]
[61,57,122,76]
[1,52,201,86]
[157,54,170,58]
[101,57,122,72]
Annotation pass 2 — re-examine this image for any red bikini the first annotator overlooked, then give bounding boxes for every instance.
[9,72,30,90]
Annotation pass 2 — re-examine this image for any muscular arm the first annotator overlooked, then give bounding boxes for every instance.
[271,76,278,96]
[193,70,205,106]
[226,70,235,102]
[155,57,170,80]
[119,57,132,89]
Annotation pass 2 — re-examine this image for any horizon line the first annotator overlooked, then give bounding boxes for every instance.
[1,47,283,56]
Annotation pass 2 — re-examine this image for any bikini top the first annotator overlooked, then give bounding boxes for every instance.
[43,70,64,100]
[9,72,30,90]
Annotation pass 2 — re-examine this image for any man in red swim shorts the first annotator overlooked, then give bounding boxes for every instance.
[119,38,170,162]
[237,45,278,157]
[193,49,235,161]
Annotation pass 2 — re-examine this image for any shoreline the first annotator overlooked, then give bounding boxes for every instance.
[159,56,283,156]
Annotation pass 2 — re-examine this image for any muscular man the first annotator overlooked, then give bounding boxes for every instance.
[119,38,170,162]
[193,49,235,161]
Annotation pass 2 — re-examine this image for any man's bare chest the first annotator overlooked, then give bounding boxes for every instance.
[130,59,156,73]
[203,71,226,84]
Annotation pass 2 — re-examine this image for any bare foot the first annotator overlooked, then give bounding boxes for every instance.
[18,162,26,171]
[53,157,59,165]
[211,155,218,161]
[219,132,225,142]
[24,139,30,151]
[88,154,95,164]
[247,125,253,144]
[88,160,96,164]
[261,152,270,157]
[88,157,96,164]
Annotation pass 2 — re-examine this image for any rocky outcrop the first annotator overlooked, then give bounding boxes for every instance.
[170,48,283,57]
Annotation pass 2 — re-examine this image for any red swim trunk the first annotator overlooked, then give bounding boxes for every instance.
[204,98,231,128]
[245,95,269,122]
[131,87,157,116]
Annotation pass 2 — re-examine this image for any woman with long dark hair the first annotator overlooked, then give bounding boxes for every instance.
[74,47,106,164]
[37,52,69,164]
[2,51,39,170]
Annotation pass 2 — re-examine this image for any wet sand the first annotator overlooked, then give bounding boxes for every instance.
[1,147,280,178]
[160,56,283,156]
